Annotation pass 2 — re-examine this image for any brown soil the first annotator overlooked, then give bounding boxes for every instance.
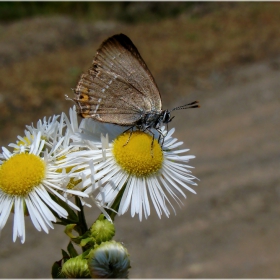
[0,3,279,278]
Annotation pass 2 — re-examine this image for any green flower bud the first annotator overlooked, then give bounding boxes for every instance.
[61,255,90,278]
[90,218,115,244]
[88,240,131,278]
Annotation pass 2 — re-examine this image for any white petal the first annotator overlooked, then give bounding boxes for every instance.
[13,197,25,243]
[0,194,13,230]
[119,177,134,215]
[25,196,44,232]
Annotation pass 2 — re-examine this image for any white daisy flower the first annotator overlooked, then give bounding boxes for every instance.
[50,108,111,216]
[9,107,80,154]
[0,131,88,243]
[66,119,198,221]
[9,114,63,153]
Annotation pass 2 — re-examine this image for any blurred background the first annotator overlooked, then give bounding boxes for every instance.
[0,2,280,278]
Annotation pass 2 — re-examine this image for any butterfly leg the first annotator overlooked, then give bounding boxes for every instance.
[149,130,155,158]
[141,127,155,158]
[123,126,135,147]
[156,127,166,147]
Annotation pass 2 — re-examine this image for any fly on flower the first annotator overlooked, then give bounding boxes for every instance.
[68,33,199,141]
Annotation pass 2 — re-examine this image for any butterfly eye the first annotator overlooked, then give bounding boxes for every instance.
[162,111,171,123]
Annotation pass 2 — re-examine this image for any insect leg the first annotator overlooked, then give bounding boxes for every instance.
[156,127,167,147]
[123,126,135,147]
[150,129,155,158]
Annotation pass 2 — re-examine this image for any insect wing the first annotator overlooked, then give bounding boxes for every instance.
[74,34,162,125]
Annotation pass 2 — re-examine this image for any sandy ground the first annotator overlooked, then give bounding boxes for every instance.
[0,5,280,278]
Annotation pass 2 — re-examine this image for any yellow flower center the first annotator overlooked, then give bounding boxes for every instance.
[0,153,46,196]
[17,136,32,147]
[13,136,33,152]
[56,155,82,190]
[112,131,163,177]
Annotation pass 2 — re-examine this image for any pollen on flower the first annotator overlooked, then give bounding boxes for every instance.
[112,131,163,177]
[0,153,46,196]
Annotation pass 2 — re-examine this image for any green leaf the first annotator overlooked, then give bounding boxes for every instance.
[81,248,93,260]
[61,249,70,260]
[67,241,78,258]
[49,193,79,223]
[75,196,88,235]
[51,260,64,278]
[80,237,94,247]
[106,183,127,221]
[65,224,79,239]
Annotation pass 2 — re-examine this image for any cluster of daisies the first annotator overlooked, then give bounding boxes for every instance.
[0,106,198,243]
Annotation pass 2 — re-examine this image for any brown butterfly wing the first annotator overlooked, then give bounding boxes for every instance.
[74,34,162,125]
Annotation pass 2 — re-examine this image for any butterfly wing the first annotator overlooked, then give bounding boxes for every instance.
[74,33,162,126]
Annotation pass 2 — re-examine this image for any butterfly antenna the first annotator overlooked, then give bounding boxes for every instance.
[171,100,200,111]
[65,89,77,101]
[65,94,73,101]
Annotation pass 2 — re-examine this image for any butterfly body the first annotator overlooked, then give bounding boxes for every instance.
[134,109,171,131]
[71,33,199,134]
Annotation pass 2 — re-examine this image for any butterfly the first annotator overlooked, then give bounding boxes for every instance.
[69,33,199,140]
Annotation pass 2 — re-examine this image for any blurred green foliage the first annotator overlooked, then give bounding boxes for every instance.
[0,2,198,23]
